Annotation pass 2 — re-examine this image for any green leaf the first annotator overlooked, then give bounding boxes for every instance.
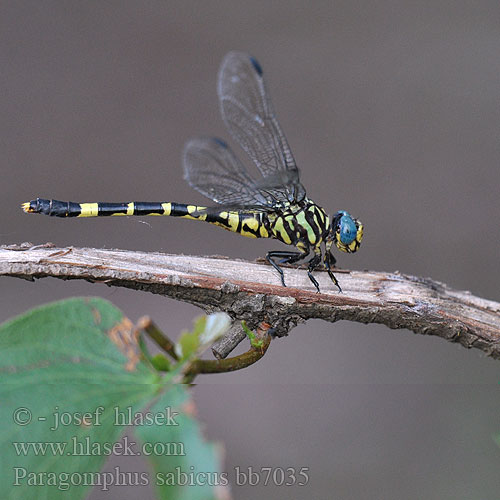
[176,317,205,361]
[151,354,172,372]
[241,320,264,349]
[135,385,226,500]
[0,298,227,500]
[0,297,163,499]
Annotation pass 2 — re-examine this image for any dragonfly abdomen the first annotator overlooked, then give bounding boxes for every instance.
[22,198,269,240]
[182,206,268,239]
[22,198,170,218]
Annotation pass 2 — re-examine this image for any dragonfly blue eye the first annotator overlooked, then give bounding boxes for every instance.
[337,211,357,245]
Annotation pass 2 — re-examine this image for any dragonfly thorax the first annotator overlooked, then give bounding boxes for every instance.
[265,198,330,249]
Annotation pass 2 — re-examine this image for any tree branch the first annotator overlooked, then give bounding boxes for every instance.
[1,243,499,360]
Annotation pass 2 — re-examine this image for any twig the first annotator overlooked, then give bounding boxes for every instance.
[211,322,248,359]
[136,316,179,360]
[1,243,499,360]
[134,315,271,381]
[183,323,272,383]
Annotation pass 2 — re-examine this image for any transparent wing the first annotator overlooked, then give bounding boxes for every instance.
[217,51,306,203]
[183,137,278,207]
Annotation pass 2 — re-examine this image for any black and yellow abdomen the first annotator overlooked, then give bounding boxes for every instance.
[22,198,270,240]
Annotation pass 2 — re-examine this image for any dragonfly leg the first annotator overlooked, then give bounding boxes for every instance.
[324,250,342,293]
[307,254,322,293]
[266,251,308,287]
[326,250,336,267]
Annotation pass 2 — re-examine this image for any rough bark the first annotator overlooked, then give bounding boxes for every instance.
[1,243,499,360]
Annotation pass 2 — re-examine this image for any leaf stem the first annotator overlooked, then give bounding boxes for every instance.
[183,322,272,382]
[137,316,179,361]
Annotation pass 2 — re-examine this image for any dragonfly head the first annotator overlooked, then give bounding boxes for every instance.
[330,211,363,253]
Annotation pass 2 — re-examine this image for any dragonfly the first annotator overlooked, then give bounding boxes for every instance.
[22,51,363,292]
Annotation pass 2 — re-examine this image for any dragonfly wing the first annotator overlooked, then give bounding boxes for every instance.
[183,137,276,207]
[217,51,306,203]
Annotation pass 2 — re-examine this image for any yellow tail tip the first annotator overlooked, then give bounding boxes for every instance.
[21,202,32,213]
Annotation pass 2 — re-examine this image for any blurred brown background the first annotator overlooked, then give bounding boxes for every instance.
[1,1,499,499]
